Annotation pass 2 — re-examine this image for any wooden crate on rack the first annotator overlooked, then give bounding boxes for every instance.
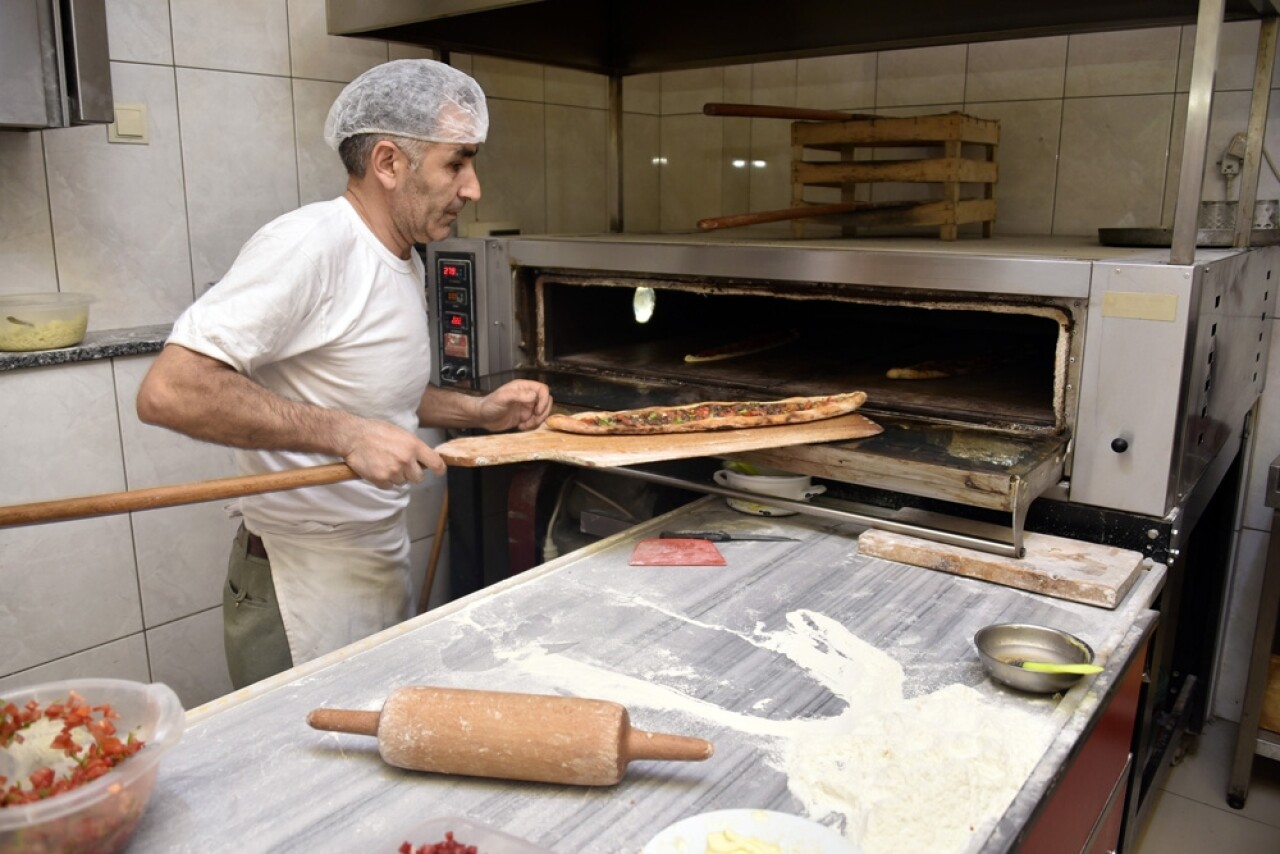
[791,111,999,240]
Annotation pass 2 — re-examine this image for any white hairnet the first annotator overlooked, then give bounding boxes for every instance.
[324,59,488,150]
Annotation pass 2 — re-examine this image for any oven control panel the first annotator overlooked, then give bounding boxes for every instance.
[433,251,477,387]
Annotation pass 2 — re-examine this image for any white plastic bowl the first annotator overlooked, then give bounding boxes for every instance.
[713,466,826,516]
[0,679,184,854]
[0,293,95,352]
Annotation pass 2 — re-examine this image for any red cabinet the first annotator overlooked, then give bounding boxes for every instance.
[1017,637,1149,853]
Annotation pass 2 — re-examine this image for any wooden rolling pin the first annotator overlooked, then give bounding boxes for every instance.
[307,685,714,786]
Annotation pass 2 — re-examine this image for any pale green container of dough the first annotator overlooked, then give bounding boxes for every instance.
[0,293,94,351]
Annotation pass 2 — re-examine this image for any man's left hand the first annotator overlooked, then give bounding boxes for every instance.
[478,380,552,431]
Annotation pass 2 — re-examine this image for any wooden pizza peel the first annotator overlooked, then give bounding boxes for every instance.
[0,414,882,528]
[435,412,882,467]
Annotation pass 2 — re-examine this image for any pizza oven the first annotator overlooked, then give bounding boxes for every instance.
[428,232,1271,529]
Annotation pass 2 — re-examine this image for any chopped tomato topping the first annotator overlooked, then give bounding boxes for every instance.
[1,692,146,807]
[398,831,478,853]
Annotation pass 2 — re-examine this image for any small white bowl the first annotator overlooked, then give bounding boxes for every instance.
[713,467,826,516]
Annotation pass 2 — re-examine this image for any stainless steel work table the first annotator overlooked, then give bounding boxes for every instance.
[129,498,1164,853]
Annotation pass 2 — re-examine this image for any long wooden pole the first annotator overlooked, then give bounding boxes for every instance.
[702,102,876,122]
[418,490,449,615]
[697,203,861,231]
[0,463,357,528]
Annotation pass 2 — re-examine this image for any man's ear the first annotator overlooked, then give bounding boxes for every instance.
[368,140,404,190]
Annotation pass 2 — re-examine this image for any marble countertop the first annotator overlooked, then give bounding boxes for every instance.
[128,497,1164,854]
[0,324,169,372]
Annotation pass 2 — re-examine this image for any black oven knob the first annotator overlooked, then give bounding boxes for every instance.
[454,366,470,381]
[1111,437,1130,454]
[441,365,455,382]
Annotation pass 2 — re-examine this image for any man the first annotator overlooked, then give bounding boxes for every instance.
[137,59,551,687]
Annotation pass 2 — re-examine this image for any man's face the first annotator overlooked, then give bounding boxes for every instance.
[392,142,481,245]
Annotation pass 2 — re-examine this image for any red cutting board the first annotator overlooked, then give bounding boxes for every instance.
[435,413,882,468]
[629,538,726,566]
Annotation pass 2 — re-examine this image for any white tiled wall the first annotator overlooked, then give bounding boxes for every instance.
[0,348,451,709]
[2,2,1279,717]
[0,0,448,710]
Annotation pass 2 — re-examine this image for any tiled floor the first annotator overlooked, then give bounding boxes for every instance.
[1133,719,1280,853]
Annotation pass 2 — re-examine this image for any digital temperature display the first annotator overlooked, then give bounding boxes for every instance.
[438,258,470,285]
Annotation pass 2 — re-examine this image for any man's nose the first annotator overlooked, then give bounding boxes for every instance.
[460,167,481,202]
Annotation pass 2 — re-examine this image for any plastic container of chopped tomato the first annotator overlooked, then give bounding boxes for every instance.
[0,678,184,854]
[396,816,552,853]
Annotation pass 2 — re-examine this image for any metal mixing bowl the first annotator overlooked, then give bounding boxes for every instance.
[974,623,1096,694]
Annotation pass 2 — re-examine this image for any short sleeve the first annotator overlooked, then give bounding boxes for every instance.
[168,225,331,374]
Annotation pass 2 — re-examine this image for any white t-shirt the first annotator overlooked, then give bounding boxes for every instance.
[168,197,431,533]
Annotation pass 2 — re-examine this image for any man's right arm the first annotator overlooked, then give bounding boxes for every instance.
[136,344,443,486]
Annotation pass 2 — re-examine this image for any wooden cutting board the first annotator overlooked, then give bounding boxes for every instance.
[857,528,1147,609]
[435,413,882,468]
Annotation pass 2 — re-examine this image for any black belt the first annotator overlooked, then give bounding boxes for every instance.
[246,532,269,560]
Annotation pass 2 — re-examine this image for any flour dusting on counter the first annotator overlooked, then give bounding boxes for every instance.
[487,606,1054,852]
[784,683,1052,854]
[757,611,905,720]
[759,613,1054,853]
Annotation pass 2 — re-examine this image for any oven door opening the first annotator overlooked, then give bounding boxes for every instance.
[454,269,1082,549]
[531,274,1073,434]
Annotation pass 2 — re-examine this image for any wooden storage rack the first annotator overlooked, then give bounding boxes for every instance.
[791,111,1000,240]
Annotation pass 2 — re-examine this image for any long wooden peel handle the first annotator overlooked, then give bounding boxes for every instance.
[307,708,381,736]
[0,463,358,529]
[698,203,861,231]
[623,728,714,763]
[702,102,876,122]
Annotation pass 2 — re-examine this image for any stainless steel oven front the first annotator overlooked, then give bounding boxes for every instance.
[428,233,1273,525]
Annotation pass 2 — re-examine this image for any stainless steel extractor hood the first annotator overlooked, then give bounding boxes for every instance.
[0,0,113,130]
[327,0,1280,76]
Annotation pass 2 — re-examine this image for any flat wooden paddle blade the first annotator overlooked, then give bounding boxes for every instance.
[435,413,882,468]
[629,539,726,566]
